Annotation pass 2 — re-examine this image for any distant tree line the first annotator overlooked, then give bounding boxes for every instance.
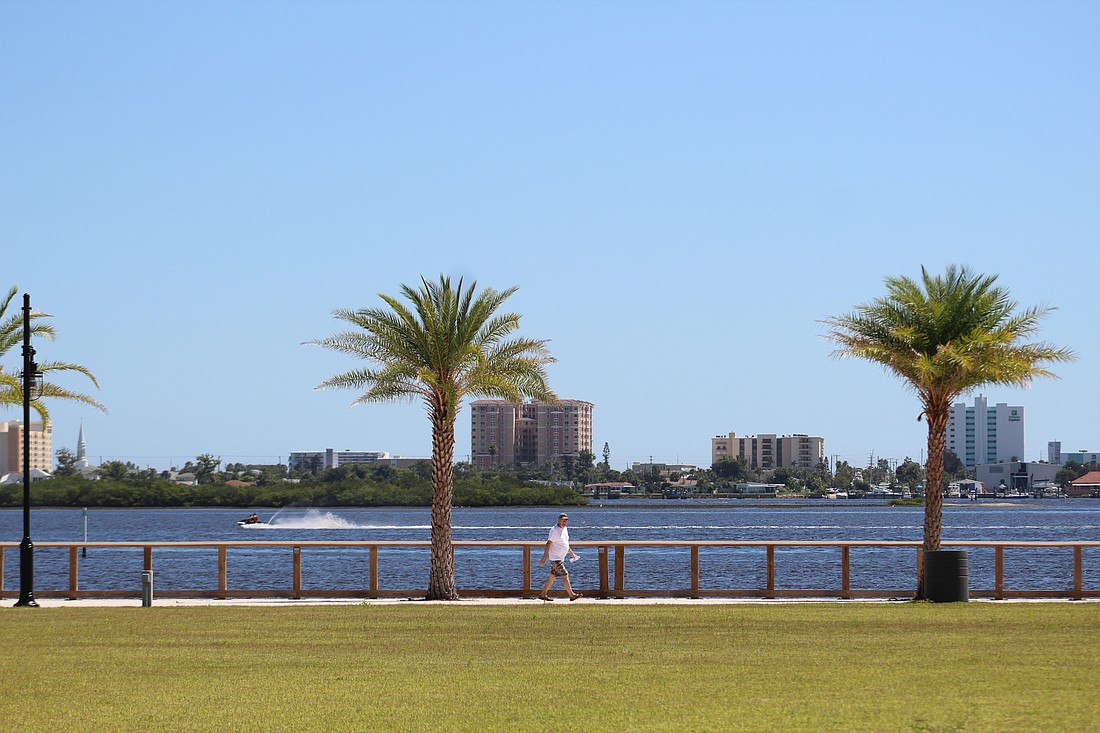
[3,458,586,508]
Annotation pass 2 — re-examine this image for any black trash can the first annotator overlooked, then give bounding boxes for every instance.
[923,549,969,602]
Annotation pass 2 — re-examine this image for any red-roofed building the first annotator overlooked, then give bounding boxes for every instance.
[1067,471,1100,498]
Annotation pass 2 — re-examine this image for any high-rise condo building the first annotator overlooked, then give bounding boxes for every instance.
[471,399,594,469]
[946,395,1025,469]
[710,433,825,470]
[0,420,53,474]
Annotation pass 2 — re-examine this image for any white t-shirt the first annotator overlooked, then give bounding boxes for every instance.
[547,524,570,561]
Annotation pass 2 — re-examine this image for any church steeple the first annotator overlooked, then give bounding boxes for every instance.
[76,421,89,468]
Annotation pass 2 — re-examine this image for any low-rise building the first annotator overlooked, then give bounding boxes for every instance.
[1047,441,1099,466]
[0,468,52,484]
[288,450,429,472]
[629,462,697,476]
[289,449,391,471]
[710,432,824,470]
[1067,471,1100,498]
[975,461,1060,493]
[586,481,636,497]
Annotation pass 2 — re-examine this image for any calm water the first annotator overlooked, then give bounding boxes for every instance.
[3,500,1098,594]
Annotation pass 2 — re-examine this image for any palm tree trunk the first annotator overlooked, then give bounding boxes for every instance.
[427,399,459,601]
[918,401,949,598]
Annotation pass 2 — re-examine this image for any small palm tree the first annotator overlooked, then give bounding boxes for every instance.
[307,275,556,600]
[0,286,105,421]
[824,265,1073,595]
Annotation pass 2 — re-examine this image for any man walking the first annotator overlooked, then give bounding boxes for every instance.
[537,513,582,601]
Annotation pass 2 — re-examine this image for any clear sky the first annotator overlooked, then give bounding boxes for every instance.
[2,1,1097,472]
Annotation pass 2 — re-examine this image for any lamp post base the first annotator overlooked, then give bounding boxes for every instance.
[14,538,38,607]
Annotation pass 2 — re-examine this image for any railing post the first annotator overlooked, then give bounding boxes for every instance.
[598,546,609,597]
[841,545,850,600]
[69,545,79,599]
[916,548,923,596]
[143,546,152,572]
[766,545,775,599]
[292,546,302,599]
[370,545,378,594]
[218,545,228,599]
[0,547,5,594]
[615,545,625,598]
[995,545,1004,600]
[1073,545,1083,601]
[690,545,700,599]
[522,546,531,593]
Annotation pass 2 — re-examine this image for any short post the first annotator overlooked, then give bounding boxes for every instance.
[141,570,153,607]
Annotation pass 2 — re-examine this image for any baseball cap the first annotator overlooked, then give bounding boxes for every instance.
[558,513,569,519]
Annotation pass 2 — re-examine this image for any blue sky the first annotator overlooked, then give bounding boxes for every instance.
[2,1,1097,472]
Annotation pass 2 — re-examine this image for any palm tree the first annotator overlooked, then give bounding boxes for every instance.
[0,286,106,422]
[823,265,1073,596]
[307,275,557,600]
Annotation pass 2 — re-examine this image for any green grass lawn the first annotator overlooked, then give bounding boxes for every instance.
[1,603,1098,732]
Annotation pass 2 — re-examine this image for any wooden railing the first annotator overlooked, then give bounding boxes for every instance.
[1,540,1097,601]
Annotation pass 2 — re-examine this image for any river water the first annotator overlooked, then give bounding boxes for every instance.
[3,500,1098,594]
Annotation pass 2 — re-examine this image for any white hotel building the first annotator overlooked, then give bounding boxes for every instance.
[946,395,1025,469]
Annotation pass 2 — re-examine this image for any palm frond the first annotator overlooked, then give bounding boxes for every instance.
[309,275,555,419]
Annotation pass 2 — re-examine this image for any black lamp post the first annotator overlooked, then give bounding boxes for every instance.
[15,293,43,608]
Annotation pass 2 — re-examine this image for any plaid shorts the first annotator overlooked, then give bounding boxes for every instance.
[549,560,569,577]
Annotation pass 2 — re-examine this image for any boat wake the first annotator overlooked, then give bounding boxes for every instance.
[255,509,429,530]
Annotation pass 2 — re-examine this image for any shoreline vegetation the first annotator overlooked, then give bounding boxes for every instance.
[10,460,1088,510]
[2,471,1062,510]
[0,470,587,509]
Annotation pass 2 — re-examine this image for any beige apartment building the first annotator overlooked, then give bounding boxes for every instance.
[471,399,593,469]
[710,432,824,470]
[0,420,53,474]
